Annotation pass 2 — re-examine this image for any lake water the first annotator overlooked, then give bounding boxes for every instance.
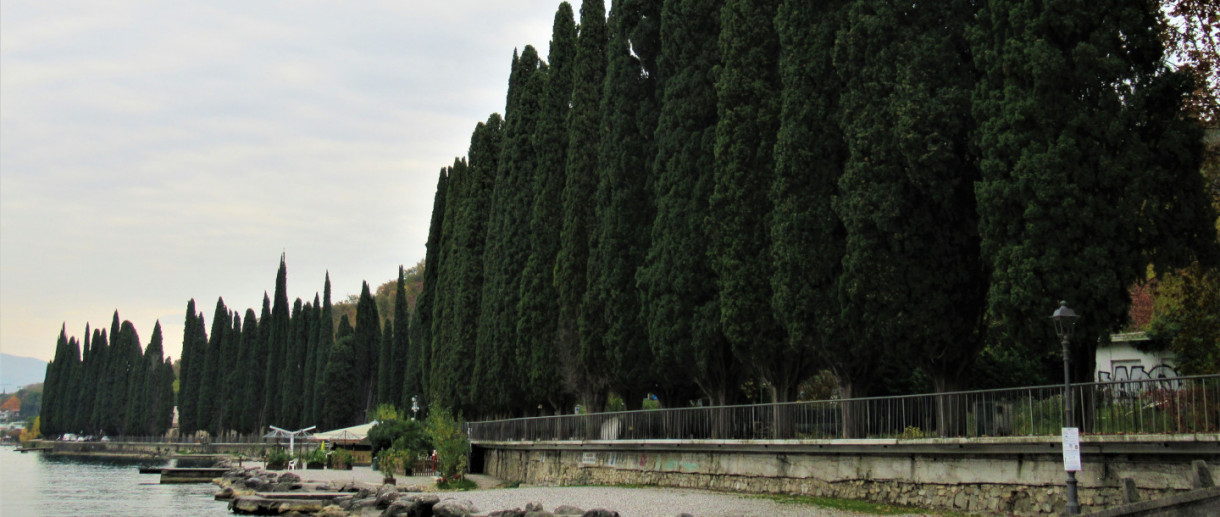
[0,447,231,517]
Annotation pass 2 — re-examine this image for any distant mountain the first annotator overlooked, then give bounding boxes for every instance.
[1,353,48,392]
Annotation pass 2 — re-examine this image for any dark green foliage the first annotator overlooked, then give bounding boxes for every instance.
[418,167,450,409]
[198,299,228,433]
[355,281,382,415]
[279,298,305,428]
[377,319,394,408]
[255,293,272,429]
[313,274,335,423]
[141,322,173,436]
[368,418,427,458]
[394,266,415,411]
[430,160,463,411]
[517,3,576,412]
[641,0,732,406]
[238,308,260,433]
[584,0,662,410]
[712,0,798,401]
[301,296,320,426]
[835,0,985,396]
[440,116,502,412]
[263,255,290,427]
[472,47,545,416]
[320,335,364,429]
[771,0,848,401]
[555,0,607,407]
[969,0,1215,392]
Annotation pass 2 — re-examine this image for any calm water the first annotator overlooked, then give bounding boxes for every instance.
[0,447,231,517]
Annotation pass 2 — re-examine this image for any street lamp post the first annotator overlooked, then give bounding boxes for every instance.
[1053,301,1080,515]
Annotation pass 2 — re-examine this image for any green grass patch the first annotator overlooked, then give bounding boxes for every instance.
[436,478,479,491]
[749,493,951,515]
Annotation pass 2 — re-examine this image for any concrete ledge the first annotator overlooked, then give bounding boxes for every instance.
[474,434,1220,456]
[1083,486,1220,517]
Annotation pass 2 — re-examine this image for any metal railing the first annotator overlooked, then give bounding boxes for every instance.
[467,374,1218,442]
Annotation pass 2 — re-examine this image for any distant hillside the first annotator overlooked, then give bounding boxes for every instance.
[1,353,48,392]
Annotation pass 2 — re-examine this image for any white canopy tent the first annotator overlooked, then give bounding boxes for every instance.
[311,421,377,445]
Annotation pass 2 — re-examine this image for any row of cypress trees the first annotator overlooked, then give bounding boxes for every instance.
[176,255,417,435]
[415,0,1217,424]
[41,315,174,437]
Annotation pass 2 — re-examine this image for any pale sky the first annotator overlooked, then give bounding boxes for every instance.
[1,0,588,363]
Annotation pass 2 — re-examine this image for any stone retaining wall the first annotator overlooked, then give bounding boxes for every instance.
[35,439,267,457]
[476,436,1219,515]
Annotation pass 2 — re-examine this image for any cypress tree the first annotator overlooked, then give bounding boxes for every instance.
[320,335,363,429]
[355,281,381,415]
[517,2,577,412]
[585,0,662,410]
[451,116,503,413]
[394,266,415,411]
[86,328,108,433]
[418,167,451,409]
[970,0,1217,403]
[473,47,545,416]
[141,321,167,436]
[237,308,260,433]
[263,255,289,426]
[279,298,305,428]
[41,326,68,435]
[834,0,985,435]
[337,314,354,340]
[301,294,321,425]
[378,319,394,407]
[555,0,607,409]
[71,325,92,433]
[313,274,335,423]
[641,0,732,407]
[254,293,272,429]
[431,159,464,408]
[711,0,800,404]
[218,311,243,432]
[198,299,228,433]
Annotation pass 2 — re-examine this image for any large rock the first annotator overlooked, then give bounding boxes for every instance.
[432,498,478,517]
[375,484,400,508]
[580,510,618,517]
[384,494,440,517]
[279,472,302,483]
[553,506,583,516]
[487,510,525,517]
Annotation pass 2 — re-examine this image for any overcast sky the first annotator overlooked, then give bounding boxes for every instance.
[1,0,589,363]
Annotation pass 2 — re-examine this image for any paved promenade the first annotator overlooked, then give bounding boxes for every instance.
[269,463,934,517]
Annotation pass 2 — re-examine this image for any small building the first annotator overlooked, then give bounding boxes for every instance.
[1095,332,1178,382]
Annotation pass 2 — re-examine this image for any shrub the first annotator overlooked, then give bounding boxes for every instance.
[425,408,469,482]
[265,448,292,470]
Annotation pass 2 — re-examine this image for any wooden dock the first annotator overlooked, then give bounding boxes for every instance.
[157,467,231,484]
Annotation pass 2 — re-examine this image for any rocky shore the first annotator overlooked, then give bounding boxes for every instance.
[212,461,625,517]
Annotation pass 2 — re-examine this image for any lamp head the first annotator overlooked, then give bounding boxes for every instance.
[1052,300,1079,339]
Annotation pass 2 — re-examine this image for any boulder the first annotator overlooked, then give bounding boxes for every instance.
[384,494,440,517]
[279,472,302,483]
[433,498,478,517]
[554,506,584,516]
[580,510,618,517]
[487,510,525,517]
[524,511,554,517]
[525,503,543,512]
[375,484,400,508]
[316,505,348,517]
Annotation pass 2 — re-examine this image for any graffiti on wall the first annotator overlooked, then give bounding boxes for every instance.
[1097,364,1178,382]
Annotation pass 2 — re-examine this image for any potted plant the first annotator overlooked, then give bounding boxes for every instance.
[328,448,353,470]
[302,447,326,469]
[265,448,292,470]
[377,449,408,485]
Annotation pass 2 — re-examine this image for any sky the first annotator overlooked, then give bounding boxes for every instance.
[1,0,590,363]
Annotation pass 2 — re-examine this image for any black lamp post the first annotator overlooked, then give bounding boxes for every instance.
[1052,300,1080,515]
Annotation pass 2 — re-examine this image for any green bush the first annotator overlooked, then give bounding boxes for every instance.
[329,448,353,469]
[425,408,469,482]
[265,448,292,470]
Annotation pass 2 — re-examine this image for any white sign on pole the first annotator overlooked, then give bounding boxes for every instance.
[1062,427,1081,472]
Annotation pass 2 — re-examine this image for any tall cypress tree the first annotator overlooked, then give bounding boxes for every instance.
[517,3,577,412]
[771,0,852,412]
[418,168,451,409]
[254,293,272,429]
[354,281,381,415]
[641,0,732,407]
[555,0,607,409]
[263,255,289,426]
[394,266,415,411]
[86,328,108,433]
[711,0,799,404]
[237,308,260,433]
[41,326,68,435]
[140,321,167,436]
[198,299,228,433]
[320,335,362,429]
[472,47,545,416]
[585,0,662,410]
[301,294,321,425]
[313,274,334,423]
[378,319,394,408]
[970,0,1216,405]
[451,116,503,413]
[279,298,305,428]
[834,0,985,435]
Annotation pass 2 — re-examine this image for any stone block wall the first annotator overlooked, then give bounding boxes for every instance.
[478,438,1218,515]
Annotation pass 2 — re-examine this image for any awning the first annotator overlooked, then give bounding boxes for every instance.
[311,421,377,445]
